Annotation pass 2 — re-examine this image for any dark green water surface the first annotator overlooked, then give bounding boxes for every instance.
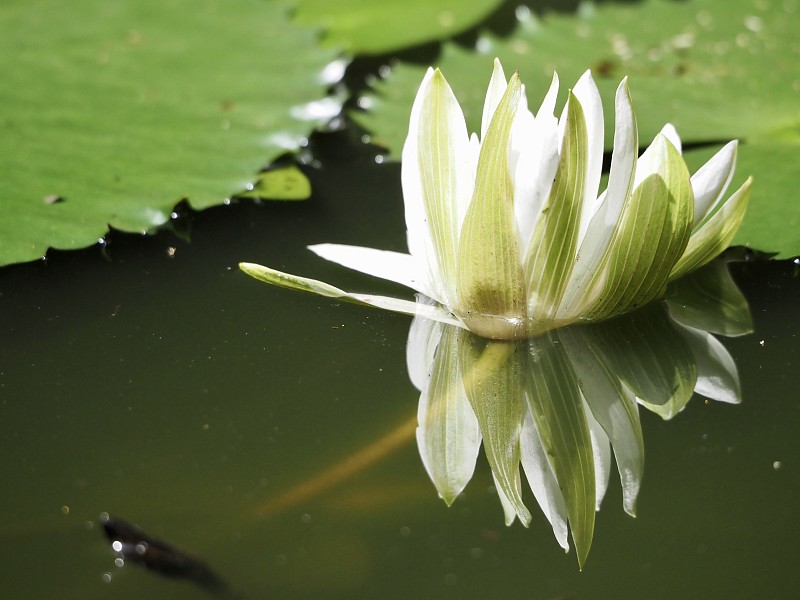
[1,135,798,599]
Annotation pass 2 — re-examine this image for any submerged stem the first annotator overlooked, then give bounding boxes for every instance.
[253,339,515,517]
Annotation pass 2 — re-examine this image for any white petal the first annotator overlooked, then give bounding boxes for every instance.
[308,243,435,300]
[462,132,482,230]
[557,78,637,320]
[493,472,519,526]
[633,130,674,188]
[535,72,559,122]
[401,68,474,306]
[509,83,536,174]
[514,78,560,251]
[520,411,569,551]
[572,71,604,242]
[659,123,682,154]
[401,68,435,268]
[481,58,508,140]
[349,292,463,327]
[691,140,738,226]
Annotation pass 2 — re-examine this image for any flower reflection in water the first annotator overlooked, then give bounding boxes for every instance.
[409,257,752,567]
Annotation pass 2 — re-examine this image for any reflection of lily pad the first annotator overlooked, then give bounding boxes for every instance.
[355,0,800,256]
[0,0,339,266]
[236,166,312,202]
[292,0,504,55]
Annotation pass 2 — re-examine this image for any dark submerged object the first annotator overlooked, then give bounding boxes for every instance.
[100,513,232,596]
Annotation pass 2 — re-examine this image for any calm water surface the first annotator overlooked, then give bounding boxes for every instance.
[0,136,798,599]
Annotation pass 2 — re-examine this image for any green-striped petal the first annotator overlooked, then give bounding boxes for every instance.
[238,262,462,326]
[524,91,587,330]
[456,74,526,339]
[459,336,531,526]
[525,331,595,569]
[587,136,693,320]
[670,177,752,280]
[416,324,482,505]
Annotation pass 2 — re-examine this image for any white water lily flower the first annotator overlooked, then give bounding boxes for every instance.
[240,59,752,340]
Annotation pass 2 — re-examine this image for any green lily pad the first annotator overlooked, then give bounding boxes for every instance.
[0,0,339,266]
[355,0,800,256]
[292,0,505,55]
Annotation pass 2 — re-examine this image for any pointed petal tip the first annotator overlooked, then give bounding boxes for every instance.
[441,493,457,507]
[239,261,260,274]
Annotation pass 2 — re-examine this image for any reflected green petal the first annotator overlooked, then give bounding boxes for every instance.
[561,327,644,517]
[459,336,531,526]
[667,257,753,337]
[588,304,697,420]
[525,332,595,569]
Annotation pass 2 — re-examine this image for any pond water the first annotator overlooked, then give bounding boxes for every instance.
[0,132,798,599]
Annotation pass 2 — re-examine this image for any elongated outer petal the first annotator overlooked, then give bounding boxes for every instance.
[308,243,436,302]
[481,58,508,140]
[670,177,752,280]
[514,73,560,255]
[572,71,604,244]
[524,91,587,330]
[519,410,569,551]
[586,135,693,320]
[402,69,436,281]
[402,68,473,307]
[416,324,482,505]
[238,262,463,327]
[557,78,638,321]
[456,74,527,339]
[690,141,738,226]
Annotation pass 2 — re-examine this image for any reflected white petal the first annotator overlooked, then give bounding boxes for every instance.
[520,411,569,550]
[681,325,742,404]
[587,403,611,510]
